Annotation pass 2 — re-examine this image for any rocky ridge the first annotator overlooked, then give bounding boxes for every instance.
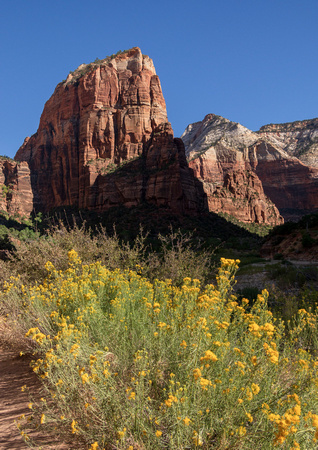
[182,114,318,222]
[258,118,318,168]
[182,115,283,225]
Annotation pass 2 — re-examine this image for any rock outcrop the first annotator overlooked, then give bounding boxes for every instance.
[258,118,318,168]
[182,114,318,222]
[182,114,283,225]
[15,48,206,215]
[0,158,33,217]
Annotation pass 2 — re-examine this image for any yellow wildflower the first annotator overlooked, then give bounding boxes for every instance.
[81,373,90,384]
[71,420,79,434]
[237,426,246,436]
[251,383,260,395]
[193,368,202,380]
[200,377,212,390]
[263,342,279,364]
[192,431,203,446]
[165,394,178,407]
[200,350,218,362]
[183,417,191,426]
[117,428,126,439]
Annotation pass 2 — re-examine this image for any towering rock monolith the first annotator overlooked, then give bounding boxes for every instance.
[15,48,207,215]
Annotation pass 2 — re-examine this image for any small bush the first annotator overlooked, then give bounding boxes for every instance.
[302,231,315,248]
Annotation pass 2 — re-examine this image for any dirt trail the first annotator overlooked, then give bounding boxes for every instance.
[0,344,73,449]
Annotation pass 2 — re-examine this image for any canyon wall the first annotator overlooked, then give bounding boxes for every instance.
[2,49,317,225]
[182,114,283,225]
[182,114,318,222]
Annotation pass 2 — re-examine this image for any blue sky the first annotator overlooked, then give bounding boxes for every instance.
[1,0,317,158]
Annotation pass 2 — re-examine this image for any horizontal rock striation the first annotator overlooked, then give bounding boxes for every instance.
[15,48,206,215]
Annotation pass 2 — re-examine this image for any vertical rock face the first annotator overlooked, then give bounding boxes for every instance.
[0,158,33,216]
[15,48,206,215]
[249,141,318,220]
[182,114,283,225]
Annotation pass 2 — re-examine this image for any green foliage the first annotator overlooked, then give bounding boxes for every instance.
[237,286,261,302]
[218,211,273,237]
[0,154,14,162]
[270,213,318,239]
[0,221,214,286]
[1,184,13,198]
[302,231,316,248]
[67,49,130,84]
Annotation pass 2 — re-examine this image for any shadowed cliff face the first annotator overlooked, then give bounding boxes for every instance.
[182,114,318,222]
[249,141,318,220]
[14,48,207,215]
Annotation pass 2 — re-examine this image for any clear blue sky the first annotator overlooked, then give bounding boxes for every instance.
[1,0,317,158]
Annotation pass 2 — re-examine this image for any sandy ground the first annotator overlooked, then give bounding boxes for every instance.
[0,316,82,450]
[0,344,76,449]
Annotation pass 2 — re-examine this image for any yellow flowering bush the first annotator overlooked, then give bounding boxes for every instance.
[4,253,318,449]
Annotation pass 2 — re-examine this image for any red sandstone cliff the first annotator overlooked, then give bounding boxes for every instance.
[248,141,318,220]
[9,49,318,224]
[182,115,283,225]
[182,114,318,222]
[0,158,33,217]
[15,48,206,215]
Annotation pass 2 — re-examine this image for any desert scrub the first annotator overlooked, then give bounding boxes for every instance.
[4,222,213,286]
[4,254,318,449]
